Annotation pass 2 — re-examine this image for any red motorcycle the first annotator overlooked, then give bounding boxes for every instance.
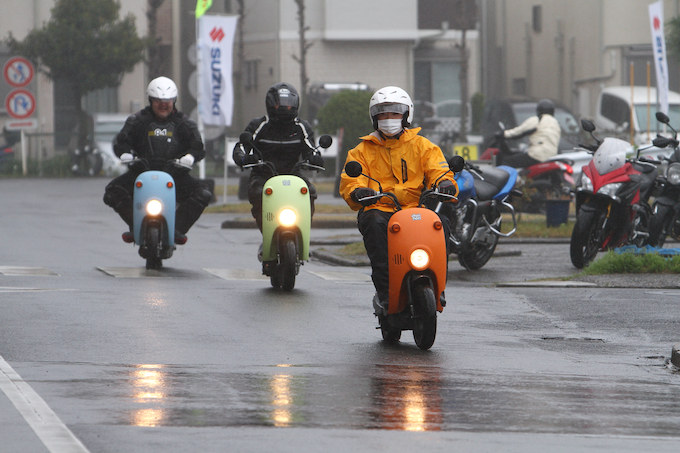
[481,125,574,213]
[569,119,658,268]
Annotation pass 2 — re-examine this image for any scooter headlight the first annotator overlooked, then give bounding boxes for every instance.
[667,163,680,186]
[146,199,163,216]
[409,248,430,270]
[278,208,297,227]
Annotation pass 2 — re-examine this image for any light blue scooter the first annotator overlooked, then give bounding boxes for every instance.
[131,159,190,269]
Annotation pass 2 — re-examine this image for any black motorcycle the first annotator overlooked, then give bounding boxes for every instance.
[648,111,680,247]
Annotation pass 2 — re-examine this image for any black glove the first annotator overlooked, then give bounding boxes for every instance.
[494,130,505,139]
[437,181,457,196]
[308,153,324,167]
[351,187,378,206]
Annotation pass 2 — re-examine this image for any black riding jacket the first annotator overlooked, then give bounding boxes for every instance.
[113,106,205,170]
[233,116,316,177]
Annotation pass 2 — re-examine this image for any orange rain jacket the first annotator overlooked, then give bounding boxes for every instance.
[339,127,458,212]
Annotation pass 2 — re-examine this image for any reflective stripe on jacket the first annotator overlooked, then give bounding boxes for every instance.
[339,127,457,212]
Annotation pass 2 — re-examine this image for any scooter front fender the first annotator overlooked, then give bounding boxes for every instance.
[387,207,447,315]
[261,175,311,262]
[133,170,176,247]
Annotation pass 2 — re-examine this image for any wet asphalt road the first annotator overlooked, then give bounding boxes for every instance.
[0,177,679,453]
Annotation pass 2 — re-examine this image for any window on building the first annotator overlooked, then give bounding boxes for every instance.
[532,5,542,33]
[245,59,259,92]
[512,78,527,96]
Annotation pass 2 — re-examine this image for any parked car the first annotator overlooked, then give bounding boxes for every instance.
[481,98,582,153]
[595,86,680,146]
[93,113,129,176]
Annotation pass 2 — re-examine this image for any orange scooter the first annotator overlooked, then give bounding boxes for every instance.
[344,157,464,350]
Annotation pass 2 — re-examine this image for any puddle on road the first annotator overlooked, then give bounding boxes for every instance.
[80,362,680,435]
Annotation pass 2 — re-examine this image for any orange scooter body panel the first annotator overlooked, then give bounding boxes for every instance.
[387,207,447,314]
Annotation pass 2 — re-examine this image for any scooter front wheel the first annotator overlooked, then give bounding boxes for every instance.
[412,282,437,350]
[145,228,163,270]
[270,237,297,291]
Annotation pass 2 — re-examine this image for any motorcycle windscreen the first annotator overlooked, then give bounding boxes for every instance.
[387,207,447,314]
[261,175,311,261]
[133,170,176,245]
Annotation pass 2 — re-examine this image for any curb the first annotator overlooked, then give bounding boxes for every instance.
[221,218,357,229]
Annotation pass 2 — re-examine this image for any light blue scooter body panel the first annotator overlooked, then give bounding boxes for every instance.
[133,170,176,246]
[261,174,311,262]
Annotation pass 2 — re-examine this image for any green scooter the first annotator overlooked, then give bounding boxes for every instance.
[239,132,332,290]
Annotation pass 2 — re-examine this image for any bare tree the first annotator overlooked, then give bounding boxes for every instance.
[292,0,312,119]
[146,0,165,78]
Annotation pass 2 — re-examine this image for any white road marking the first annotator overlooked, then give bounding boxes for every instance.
[96,267,174,278]
[307,270,372,282]
[0,266,59,276]
[0,355,90,453]
[204,268,268,281]
[0,287,75,293]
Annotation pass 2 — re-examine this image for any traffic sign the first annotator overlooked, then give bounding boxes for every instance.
[5,89,36,119]
[3,56,34,88]
[5,118,37,130]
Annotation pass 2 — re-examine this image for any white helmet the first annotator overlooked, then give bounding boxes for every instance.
[147,76,178,101]
[369,86,414,129]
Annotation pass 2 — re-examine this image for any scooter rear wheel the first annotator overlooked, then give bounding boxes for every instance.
[412,282,437,350]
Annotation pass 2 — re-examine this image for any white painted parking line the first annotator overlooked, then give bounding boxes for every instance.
[307,270,372,282]
[0,266,58,276]
[204,268,268,281]
[0,355,90,453]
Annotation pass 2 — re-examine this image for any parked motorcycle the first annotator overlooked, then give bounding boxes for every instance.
[70,142,104,177]
[569,119,658,268]
[480,123,575,213]
[343,157,464,350]
[443,159,519,270]
[126,158,192,270]
[240,132,332,290]
[647,111,680,247]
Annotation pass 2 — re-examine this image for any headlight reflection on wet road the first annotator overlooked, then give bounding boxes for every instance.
[131,364,167,427]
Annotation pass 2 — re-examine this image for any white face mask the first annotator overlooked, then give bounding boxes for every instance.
[377,118,403,137]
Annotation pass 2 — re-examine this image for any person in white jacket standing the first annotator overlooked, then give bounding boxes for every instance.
[496,99,561,168]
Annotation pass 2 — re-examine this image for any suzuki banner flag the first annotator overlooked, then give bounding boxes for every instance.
[649,0,669,114]
[197,15,237,126]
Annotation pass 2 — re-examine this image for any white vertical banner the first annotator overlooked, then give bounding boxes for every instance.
[649,0,669,114]
[197,14,237,126]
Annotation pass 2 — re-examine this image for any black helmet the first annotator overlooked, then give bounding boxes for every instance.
[536,99,555,116]
[266,82,299,122]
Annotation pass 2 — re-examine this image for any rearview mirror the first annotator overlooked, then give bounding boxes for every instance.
[344,161,363,178]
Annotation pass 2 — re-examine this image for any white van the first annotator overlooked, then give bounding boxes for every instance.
[595,86,680,145]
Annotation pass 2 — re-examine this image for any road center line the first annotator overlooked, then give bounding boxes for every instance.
[0,355,90,453]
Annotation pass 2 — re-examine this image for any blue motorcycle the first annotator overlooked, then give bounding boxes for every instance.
[130,159,191,270]
[443,160,519,270]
